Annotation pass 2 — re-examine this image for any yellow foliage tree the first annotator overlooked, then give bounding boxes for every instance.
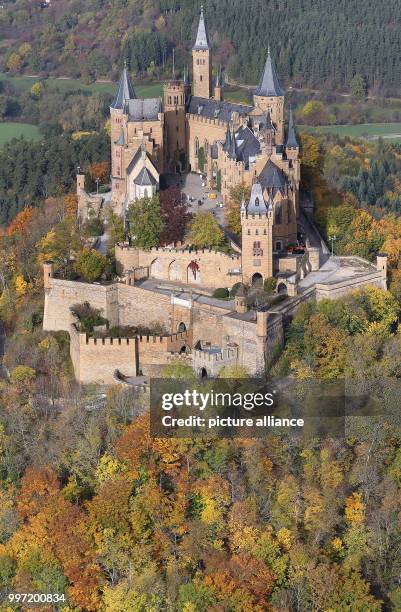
[345,492,365,524]
[14,275,28,297]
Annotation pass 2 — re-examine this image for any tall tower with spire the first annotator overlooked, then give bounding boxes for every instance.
[110,65,136,202]
[253,49,285,144]
[192,6,212,99]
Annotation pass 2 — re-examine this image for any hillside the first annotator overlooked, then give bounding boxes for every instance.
[0,0,400,94]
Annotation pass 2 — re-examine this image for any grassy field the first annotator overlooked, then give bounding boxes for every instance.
[301,122,401,142]
[0,72,249,104]
[0,122,41,146]
[0,73,163,98]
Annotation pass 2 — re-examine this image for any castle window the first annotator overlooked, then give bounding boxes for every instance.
[255,197,259,207]
[247,229,251,235]
[204,140,209,156]
[275,201,282,224]
[200,75,203,81]
[197,59,199,65]
[168,96,172,104]
[176,126,179,132]
[287,203,292,223]
[174,96,178,105]
[253,241,263,256]
[194,137,199,157]
[263,229,267,235]
[116,183,119,190]
[255,229,259,235]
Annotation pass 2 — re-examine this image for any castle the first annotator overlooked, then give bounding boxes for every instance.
[53,9,388,385]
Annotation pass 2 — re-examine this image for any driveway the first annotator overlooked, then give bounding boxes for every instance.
[181,172,226,225]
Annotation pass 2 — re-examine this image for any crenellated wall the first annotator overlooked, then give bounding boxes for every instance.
[115,243,242,288]
[69,326,192,383]
[43,265,279,383]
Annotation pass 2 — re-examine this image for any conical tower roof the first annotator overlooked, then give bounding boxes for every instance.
[111,65,136,109]
[193,5,211,50]
[255,48,284,97]
[229,127,238,160]
[224,123,232,152]
[286,107,299,148]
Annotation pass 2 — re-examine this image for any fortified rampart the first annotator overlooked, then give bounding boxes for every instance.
[70,325,192,384]
[115,244,242,288]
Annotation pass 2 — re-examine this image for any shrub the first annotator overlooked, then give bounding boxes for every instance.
[10,365,36,385]
[264,277,277,294]
[230,282,242,297]
[83,218,104,237]
[73,249,107,282]
[213,288,229,299]
[70,302,108,333]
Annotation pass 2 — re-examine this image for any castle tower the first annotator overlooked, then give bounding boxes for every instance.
[253,49,284,144]
[192,6,212,99]
[110,65,135,203]
[214,66,223,101]
[163,72,187,172]
[241,184,274,284]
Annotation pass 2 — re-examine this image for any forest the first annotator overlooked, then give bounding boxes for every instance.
[0,127,400,608]
[0,0,399,94]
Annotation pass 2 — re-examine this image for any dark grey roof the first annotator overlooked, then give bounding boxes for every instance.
[187,96,252,123]
[235,125,261,167]
[259,159,288,192]
[115,130,125,146]
[286,107,299,148]
[126,146,158,176]
[134,167,157,186]
[111,67,136,109]
[255,50,284,97]
[125,98,162,121]
[228,128,238,159]
[193,6,210,50]
[223,123,232,152]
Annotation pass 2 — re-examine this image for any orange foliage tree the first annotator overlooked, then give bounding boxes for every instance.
[6,207,35,236]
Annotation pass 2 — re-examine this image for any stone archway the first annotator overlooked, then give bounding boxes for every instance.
[150,258,163,279]
[200,367,208,379]
[277,282,288,295]
[251,272,263,287]
[187,260,201,284]
[177,322,187,332]
[168,260,182,281]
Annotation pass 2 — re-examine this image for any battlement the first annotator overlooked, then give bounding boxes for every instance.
[193,346,239,362]
[116,243,241,260]
[186,112,227,128]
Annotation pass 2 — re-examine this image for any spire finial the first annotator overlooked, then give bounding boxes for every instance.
[124,58,127,68]
[172,47,175,79]
[268,44,270,55]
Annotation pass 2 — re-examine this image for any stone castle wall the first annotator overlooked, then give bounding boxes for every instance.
[69,325,191,384]
[315,272,386,301]
[115,244,242,289]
